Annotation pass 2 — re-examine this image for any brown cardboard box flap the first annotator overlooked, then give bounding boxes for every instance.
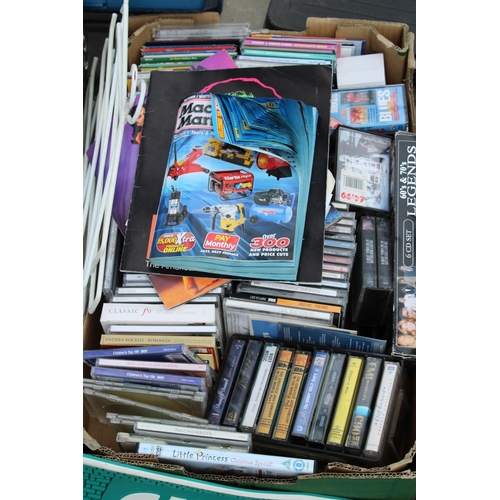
[326,442,416,474]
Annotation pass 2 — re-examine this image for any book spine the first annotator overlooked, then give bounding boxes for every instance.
[242,39,340,51]
[344,357,383,454]
[272,351,311,441]
[291,350,330,439]
[207,339,247,424]
[242,48,335,61]
[236,55,331,65]
[363,361,401,459]
[375,216,393,289]
[326,356,364,450]
[223,340,264,427]
[239,343,279,431]
[136,442,316,476]
[256,347,295,437]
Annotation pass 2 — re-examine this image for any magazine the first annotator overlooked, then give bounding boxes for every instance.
[146,90,319,281]
[120,65,333,284]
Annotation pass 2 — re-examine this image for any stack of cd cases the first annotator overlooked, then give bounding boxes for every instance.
[203,334,412,468]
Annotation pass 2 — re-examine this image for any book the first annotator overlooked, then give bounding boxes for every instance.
[136,442,316,477]
[120,65,333,284]
[326,356,364,450]
[99,302,217,333]
[392,132,417,357]
[250,319,387,354]
[148,273,230,310]
[241,48,336,63]
[235,55,332,67]
[242,38,342,54]
[83,344,206,367]
[145,90,318,281]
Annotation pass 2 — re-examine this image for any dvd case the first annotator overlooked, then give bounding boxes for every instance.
[334,126,392,212]
[330,85,408,133]
[391,131,417,358]
[136,442,316,477]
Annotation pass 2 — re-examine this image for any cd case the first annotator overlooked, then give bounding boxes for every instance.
[334,127,392,212]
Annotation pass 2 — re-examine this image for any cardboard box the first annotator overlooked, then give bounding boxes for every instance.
[84,13,416,499]
[125,15,416,133]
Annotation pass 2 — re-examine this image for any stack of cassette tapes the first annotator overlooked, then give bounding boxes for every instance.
[205,334,412,467]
